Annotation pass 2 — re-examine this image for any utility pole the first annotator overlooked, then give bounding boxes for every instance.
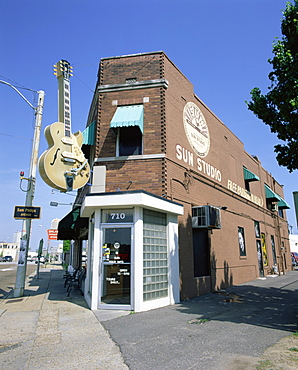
[0,80,45,298]
[13,90,45,297]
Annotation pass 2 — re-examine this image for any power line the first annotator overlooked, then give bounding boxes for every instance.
[0,132,33,141]
[73,73,95,93]
[68,62,96,93]
[0,76,37,93]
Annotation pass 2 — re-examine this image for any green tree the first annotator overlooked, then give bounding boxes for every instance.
[247,1,298,172]
[63,240,70,252]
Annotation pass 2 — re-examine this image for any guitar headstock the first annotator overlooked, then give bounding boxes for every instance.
[53,60,73,80]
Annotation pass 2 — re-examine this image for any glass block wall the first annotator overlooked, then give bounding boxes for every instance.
[143,209,168,301]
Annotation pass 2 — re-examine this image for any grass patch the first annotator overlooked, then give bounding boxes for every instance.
[256,359,274,370]
[289,347,298,352]
[187,318,210,324]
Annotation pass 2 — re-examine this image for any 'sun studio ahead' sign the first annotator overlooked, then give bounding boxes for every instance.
[14,206,41,219]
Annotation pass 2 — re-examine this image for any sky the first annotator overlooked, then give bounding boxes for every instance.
[1,0,298,252]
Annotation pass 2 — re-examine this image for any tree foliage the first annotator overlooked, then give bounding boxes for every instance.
[63,240,70,252]
[247,1,298,172]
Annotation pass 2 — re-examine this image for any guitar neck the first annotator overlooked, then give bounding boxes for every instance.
[58,76,71,137]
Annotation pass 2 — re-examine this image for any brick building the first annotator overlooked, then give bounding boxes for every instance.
[60,51,291,311]
[0,242,19,261]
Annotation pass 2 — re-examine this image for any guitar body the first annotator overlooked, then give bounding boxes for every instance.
[39,60,91,192]
[38,122,90,191]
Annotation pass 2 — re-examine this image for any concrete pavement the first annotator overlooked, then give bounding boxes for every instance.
[0,265,297,369]
[0,265,128,370]
[100,271,298,370]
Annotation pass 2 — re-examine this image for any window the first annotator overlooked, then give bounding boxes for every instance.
[126,78,137,83]
[244,179,251,192]
[110,104,144,157]
[255,221,264,276]
[243,167,259,193]
[143,209,168,301]
[254,221,260,238]
[264,185,290,214]
[271,235,277,265]
[261,233,268,267]
[117,126,142,156]
[264,184,280,211]
[238,227,246,256]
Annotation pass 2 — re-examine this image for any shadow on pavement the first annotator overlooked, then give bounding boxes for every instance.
[174,277,298,333]
[24,268,89,309]
[21,266,298,334]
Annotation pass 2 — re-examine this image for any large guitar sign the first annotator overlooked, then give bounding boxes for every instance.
[39,60,90,192]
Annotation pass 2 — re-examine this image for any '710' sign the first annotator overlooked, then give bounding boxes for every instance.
[14,206,41,219]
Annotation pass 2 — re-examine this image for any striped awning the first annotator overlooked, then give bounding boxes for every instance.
[243,167,260,182]
[264,185,280,201]
[264,184,290,209]
[82,120,96,145]
[277,198,291,209]
[110,105,144,133]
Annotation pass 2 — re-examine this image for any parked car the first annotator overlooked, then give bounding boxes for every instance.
[291,252,298,265]
[35,256,46,264]
[2,256,13,262]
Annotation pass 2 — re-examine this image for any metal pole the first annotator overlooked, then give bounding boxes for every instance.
[13,90,45,297]
[36,238,44,279]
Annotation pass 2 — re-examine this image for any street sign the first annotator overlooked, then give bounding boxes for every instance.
[47,229,58,240]
[38,239,44,256]
[14,206,41,219]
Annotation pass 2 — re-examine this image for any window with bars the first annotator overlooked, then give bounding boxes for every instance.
[143,209,168,301]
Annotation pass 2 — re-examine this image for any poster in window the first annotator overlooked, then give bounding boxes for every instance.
[254,221,260,238]
[238,227,246,256]
[271,235,277,265]
[261,233,268,267]
[256,239,264,277]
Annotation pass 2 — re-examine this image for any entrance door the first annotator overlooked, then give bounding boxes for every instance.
[101,227,131,306]
[192,228,210,277]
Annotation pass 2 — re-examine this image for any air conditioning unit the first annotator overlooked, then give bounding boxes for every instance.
[192,205,221,229]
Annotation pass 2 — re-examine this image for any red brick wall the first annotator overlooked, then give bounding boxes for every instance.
[91,51,291,300]
[99,52,165,85]
[101,158,165,195]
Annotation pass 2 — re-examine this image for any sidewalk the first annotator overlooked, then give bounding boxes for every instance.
[1,266,297,370]
[100,271,298,370]
[0,265,128,370]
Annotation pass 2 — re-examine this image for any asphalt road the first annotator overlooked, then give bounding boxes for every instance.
[100,271,298,370]
[0,262,37,298]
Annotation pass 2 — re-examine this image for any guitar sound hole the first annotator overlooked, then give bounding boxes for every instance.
[50,148,60,166]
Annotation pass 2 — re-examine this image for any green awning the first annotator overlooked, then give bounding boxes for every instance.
[58,206,89,240]
[82,120,96,145]
[110,105,144,133]
[243,167,259,182]
[264,185,290,209]
[264,185,280,201]
[278,198,291,209]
